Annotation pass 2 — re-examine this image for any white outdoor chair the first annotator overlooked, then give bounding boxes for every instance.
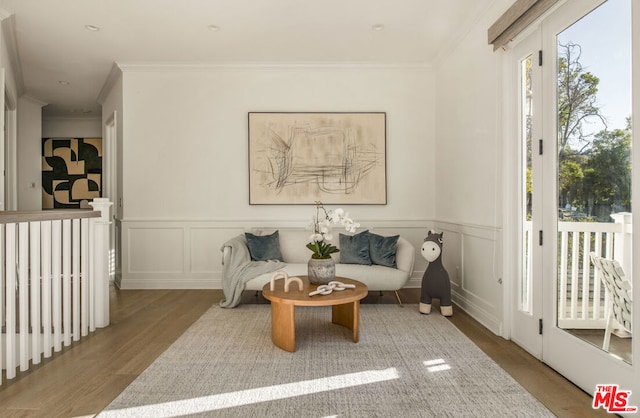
[589,253,633,352]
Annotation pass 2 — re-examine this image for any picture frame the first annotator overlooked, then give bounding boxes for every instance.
[248,112,387,205]
[42,137,103,209]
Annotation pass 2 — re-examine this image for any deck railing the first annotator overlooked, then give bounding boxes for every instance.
[0,198,112,384]
[524,212,633,329]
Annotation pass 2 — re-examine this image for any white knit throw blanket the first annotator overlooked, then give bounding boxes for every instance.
[219,235,285,308]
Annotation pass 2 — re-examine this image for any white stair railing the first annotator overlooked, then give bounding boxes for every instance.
[0,198,112,384]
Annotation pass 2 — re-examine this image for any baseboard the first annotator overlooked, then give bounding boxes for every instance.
[406,276,422,288]
[452,290,502,336]
[119,278,223,289]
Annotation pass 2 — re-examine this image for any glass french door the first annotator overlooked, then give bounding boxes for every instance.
[0,69,5,210]
[512,0,637,398]
[511,28,543,358]
[553,0,632,365]
[542,0,635,394]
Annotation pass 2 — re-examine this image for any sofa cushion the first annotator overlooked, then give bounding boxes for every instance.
[244,262,410,292]
[369,233,399,268]
[336,263,408,290]
[245,231,283,261]
[339,230,372,265]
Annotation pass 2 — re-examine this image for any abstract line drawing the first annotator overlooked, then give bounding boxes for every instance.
[249,113,386,205]
[42,138,102,209]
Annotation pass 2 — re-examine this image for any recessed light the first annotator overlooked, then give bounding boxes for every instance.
[207,25,221,32]
[372,24,385,31]
[85,24,100,32]
[58,80,71,85]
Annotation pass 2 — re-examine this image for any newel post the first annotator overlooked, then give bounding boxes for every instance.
[610,212,632,281]
[89,198,113,328]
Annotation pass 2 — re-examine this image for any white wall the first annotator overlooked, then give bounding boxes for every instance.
[114,64,436,288]
[100,72,123,219]
[121,65,435,220]
[42,116,102,138]
[434,0,511,334]
[1,14,22,211]
[16,96,44,210]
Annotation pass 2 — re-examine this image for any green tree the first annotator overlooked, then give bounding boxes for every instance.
[559,156,584,209]
[582,127,631,220]
[557,42,606,158]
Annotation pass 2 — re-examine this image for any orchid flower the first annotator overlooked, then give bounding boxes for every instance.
[306,201,359,259]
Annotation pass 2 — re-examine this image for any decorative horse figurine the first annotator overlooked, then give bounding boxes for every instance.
[419,231,453,316]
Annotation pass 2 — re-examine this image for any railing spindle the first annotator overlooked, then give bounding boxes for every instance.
[72,219,80,341]
[5,223,16,379]
[52,220,62,352]
[42,221,52,358]
[593,232,603,320]
[605,232,614,259]
[62,219,71,347]
[570,231,580,319]
[558,230,569,320]
[0,225,4,385]
[30,221,41,365]
[18,222,29,372]
[81,218,89,337]
[89,218,95,332]
[581,232,591,320]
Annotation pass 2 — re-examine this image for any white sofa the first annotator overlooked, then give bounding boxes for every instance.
[222,228,416,304]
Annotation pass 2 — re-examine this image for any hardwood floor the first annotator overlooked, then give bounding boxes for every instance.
[0,287,610,417]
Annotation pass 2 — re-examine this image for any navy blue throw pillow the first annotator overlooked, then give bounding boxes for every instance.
[369,233,399,268]
[245,231,283,261]
[339,230,372,265]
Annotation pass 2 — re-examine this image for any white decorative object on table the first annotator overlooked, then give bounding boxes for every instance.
[306,202,359,285]
[269,271,303,293]
[309,281,356,297]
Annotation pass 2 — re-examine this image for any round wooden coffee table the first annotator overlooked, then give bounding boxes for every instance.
[262,276,368,352]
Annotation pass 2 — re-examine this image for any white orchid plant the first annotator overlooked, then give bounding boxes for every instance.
[307,201,360,259]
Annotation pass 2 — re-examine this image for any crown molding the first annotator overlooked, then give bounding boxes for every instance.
[96,62,123,105]
[0,14,25,96]
[20,94,48,107]
[116,61,434,72]
[433,0,512,63]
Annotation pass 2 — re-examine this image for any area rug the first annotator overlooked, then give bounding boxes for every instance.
[99,304,553,417]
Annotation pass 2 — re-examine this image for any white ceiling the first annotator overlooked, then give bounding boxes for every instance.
[0,0,495,117]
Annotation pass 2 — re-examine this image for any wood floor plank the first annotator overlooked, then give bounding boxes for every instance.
[0,287,610,417]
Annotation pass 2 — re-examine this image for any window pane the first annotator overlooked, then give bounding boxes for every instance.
[520,54,533,314]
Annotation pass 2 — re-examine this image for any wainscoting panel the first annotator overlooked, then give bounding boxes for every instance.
[435,221,503,335]
[127,226,184,273]
[190,227,224,273]
[119,220,432,290]
[120,220,501,333]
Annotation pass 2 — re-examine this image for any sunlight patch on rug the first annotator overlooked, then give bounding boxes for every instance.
[100,368,399,417]
[423,358,452,372]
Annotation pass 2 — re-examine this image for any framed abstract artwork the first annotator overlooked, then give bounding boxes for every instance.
[42,137,102,209]
[248,112,387,205]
